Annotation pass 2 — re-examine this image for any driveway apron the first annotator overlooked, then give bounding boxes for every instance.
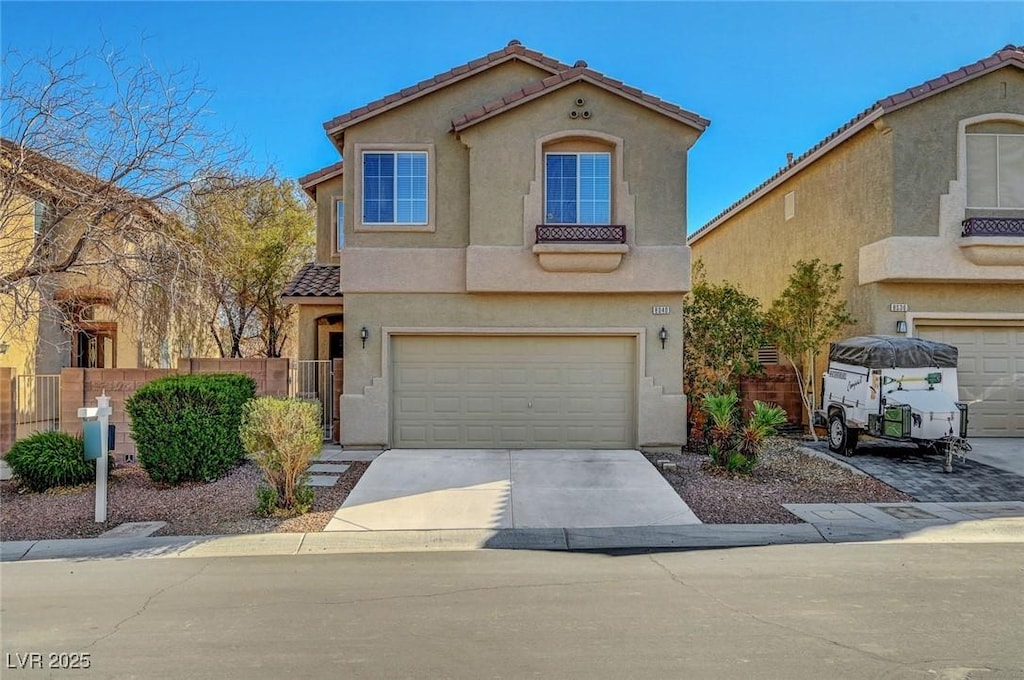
[324,449,700,531]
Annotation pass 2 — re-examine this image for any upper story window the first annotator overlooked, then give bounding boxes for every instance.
[362,151,428,224]
[33,200,48,236]
[334,199,344,251]
[966,132,1024,209]
[545,152,611,224]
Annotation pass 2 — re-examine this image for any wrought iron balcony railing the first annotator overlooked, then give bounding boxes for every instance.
[535,224,626,244]
[961,217,1024,237]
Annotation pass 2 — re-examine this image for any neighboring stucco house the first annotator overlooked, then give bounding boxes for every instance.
[297,40,708,451]
[689,45,1024,437]
[0,139,163,374]
[284,161,345,365]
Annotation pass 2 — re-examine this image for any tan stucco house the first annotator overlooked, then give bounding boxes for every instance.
[0,139,163,374]
[689,45,1024,437]
[294,41,708,451]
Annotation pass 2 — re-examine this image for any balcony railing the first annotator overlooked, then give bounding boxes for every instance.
[535,224,626,243]
[961,217,1024,237]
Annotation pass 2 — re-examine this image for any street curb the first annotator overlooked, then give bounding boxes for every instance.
[3,518,1023,562]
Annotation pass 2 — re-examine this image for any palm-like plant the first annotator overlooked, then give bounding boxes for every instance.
[701,394,787,473]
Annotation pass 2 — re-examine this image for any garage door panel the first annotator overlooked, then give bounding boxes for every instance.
[918,325,1023,437]
[392,336,635,448]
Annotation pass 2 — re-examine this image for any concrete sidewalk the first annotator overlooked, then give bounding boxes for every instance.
[3,501,1022,563]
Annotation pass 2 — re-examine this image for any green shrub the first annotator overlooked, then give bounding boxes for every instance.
[125,373,256,485]
[6,431,94,491]
[702,393,787,474]
[255,485,278,516]
[240,397,321,513]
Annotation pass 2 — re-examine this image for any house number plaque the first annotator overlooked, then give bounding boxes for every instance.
[652,306,671,315]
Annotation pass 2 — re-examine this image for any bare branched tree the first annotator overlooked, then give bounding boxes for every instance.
[0,44,245,362]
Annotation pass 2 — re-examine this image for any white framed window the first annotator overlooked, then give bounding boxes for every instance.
[334,199,344,251]
[33,200,47,236]
[784,191,795,221]
[966,132,1024,209]
[544,152,611,224]
[362,151,428,224]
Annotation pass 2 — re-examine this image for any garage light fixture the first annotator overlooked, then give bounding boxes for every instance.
[360,326,369,349]
[895,320,908,334]
[658,326,668,349]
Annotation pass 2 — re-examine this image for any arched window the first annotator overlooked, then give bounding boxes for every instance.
[543,137,614,225]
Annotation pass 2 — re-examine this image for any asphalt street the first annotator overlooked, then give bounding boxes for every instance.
[2,543,1022,679]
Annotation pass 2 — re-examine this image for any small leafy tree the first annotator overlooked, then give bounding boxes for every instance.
[767,259,855,439]
[684,261,767,398]
[239,397,322,514]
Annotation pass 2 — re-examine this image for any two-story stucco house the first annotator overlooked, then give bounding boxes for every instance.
[0,139,164,374]
[689,45,1024,437]
[294,41,708,451]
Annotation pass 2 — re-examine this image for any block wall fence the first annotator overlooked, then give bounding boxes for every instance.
[739,364,804,425]
[1,359,288,462]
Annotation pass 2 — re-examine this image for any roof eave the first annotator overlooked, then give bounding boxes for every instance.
[322,53,564,138]
[452,73,709,134]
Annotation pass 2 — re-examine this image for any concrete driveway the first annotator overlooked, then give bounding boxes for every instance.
[968,438,1023,476]
[324,449,700,531]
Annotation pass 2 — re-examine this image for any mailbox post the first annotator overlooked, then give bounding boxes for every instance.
[79,392,112,523]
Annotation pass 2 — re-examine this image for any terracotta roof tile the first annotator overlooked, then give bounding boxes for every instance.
[450,65,709,133]
[691,45,1024,242]
[282,263,342,298]
[297,160,344,198]
[321,42,575,135]
[0,137,165,223]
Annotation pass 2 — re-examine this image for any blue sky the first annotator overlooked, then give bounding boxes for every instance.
[2,2,1021,231]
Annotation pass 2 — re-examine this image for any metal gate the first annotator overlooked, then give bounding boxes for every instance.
[290,360,334,440]
[16,374,61,439]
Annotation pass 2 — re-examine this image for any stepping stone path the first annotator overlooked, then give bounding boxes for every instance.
[307,445,381,487]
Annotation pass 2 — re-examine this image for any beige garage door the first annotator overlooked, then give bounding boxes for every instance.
[917,325,1024,436]
[391,335,635,448]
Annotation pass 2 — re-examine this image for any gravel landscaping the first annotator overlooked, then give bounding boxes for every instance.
[649,438,913,524]
[0,461,368,541]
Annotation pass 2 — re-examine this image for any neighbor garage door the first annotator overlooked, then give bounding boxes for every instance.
[391,335,635,448]
[917,325,1024,436]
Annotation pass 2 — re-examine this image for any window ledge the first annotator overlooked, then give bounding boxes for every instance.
[959,236,1024,266]
[532,243,629,272]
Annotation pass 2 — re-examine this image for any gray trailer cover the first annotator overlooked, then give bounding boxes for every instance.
[829,335,958,369]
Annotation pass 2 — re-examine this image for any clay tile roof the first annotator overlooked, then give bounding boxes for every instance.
[282,262,342,298]
[321,41,574,135]
[450,66,709,133]
[690,44,1024,243]
[0,137,166,223]
[297,160,344,198]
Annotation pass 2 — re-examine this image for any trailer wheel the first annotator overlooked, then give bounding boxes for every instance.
[827,412,854,455]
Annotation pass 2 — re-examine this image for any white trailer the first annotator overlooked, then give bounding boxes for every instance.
[814,336,970,472]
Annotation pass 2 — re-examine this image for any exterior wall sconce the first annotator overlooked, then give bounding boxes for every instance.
[658,326,668,349]
[360,326,369,349]
[0,340,9,355]
[895,320,908,334]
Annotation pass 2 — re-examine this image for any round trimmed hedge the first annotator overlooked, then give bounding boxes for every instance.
[6,431,93,491]
[125,373,256,485]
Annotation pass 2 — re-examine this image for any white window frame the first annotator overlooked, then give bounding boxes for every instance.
[354,143,435,233]
[543,151,612,225]
[360,149,428,226]
[33,200,47,236]
[333,198,344,253]
[965,131,1024,209]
